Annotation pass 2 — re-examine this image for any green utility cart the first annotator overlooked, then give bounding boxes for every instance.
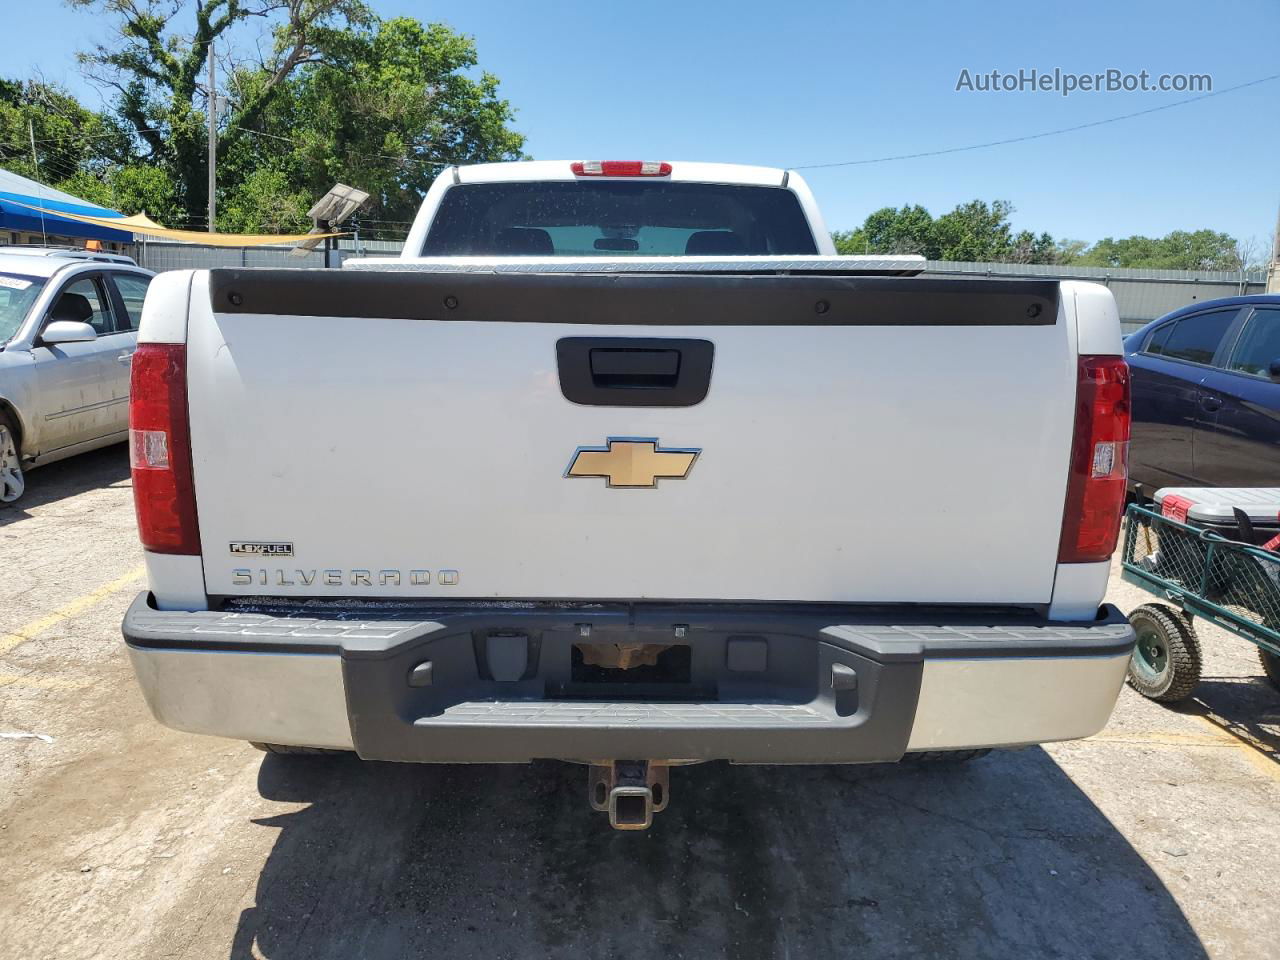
[1121,497,1280,702]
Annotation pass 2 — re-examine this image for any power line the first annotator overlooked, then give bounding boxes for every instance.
[24,127,168,146]
[229,125,465,168]
[794,72,1280,170]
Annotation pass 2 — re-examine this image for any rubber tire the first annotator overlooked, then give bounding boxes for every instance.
[1126,603,1202,702]
[900,749,992,764]
[0,409,25,506]
[1260,649,1280,692]
[250,742,349,756]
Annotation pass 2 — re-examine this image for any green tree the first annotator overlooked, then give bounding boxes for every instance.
[1053,238,1088,264]
[67,1,525,230]
[0,78,131,183]
[860,204,937,257]
[931,200,1015,261]
[1076,230,1242,271]
[832,199,1045,262]
[827,200,1240,268]
[0,77,179,220]
[59,166,182,224]
[68,0,374,224]
[217,166,310,232]
[830,228,868,255]
[218,15,527,233]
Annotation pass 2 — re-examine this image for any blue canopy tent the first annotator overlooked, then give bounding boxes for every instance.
[0,167,133,244]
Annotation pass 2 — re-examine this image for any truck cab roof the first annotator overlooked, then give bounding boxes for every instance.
[0,246,138,267]
[452,159,792,187]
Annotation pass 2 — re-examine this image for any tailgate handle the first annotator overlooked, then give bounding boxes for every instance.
[589,348,680,388]
[557,337,714,407]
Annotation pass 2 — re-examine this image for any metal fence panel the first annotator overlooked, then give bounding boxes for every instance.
[922,260,1267,333]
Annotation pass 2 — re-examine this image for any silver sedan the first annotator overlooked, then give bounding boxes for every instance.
[0,252,154,503]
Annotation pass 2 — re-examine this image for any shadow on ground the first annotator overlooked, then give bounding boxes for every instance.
[231,749,1206,960]
[1180,674,1280,766]
[0,444,129,527]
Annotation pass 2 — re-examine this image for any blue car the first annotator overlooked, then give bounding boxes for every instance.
[1125,294,1280,492]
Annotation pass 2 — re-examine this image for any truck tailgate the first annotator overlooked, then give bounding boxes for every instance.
[185,269,1075,604]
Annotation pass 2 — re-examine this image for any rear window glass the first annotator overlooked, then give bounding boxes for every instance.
[421,181,819,257]
[1148,309,1238,365]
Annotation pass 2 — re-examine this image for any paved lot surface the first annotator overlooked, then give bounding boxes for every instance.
[1,445,1277,960]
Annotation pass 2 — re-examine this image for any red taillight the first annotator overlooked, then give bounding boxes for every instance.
[570,161,672,177]
[129,343,200,555]
[1058,355,1130,563]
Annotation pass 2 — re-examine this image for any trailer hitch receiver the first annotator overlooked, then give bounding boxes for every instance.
[588,760,670,830]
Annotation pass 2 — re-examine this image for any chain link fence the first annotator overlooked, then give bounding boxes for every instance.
[1124,505,1280,633]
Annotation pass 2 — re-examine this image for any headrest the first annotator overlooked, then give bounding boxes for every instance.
[494,227,554,255]
[52,292,94,323]
[684,231,746,255]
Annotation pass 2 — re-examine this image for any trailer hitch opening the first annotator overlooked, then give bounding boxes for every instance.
[588,760,670,831]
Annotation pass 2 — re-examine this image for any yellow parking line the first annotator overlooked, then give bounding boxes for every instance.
[1189,708,1280,783]
[1089,721,1279,782]
[0,564,146,656]
[1088,731,1238,748]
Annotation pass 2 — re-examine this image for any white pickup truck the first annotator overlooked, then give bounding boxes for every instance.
[122,160,1135,829]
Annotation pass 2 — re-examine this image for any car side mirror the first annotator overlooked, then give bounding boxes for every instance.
[41,320,99,345]
[1269,358,1280,381]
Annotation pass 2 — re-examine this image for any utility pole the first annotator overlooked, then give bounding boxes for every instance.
[28,119,48,246]
[207,41,216,233]
[1269,203,1280,295]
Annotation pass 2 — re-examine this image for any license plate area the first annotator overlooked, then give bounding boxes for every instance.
[555,642,702,700]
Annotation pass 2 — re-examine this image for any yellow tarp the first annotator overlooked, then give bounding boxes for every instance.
[8,199,345,246]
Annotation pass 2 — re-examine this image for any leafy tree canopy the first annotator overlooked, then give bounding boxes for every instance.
[5,1,525,233]
[832,199,1255,270]
[1075,230,1244,271]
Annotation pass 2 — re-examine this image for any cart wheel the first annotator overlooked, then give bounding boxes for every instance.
[1260,649,1280,692]
[1127,603,1202,702]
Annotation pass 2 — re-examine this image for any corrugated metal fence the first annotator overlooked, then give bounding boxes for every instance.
[922,260,1268,333]
[135,237,402,271]
[134,240,1269,332]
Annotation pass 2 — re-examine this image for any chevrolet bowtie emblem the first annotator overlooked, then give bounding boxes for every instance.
[565,438,700,488]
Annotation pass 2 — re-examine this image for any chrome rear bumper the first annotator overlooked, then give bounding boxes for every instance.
[122,593,1133,760]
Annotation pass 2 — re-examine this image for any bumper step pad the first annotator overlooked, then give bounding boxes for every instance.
[416,700,835,728]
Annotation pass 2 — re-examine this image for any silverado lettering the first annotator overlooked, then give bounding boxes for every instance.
[230,568,443,587]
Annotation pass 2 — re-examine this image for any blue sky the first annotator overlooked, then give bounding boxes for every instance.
[8,0,1279,245]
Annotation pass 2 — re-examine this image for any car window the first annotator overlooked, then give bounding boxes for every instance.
[51,277,116,336]
[112,274,152,331]
[421,182,819,256]
[1226,307,1280,378]
[1142,321,1175,356]
[0,272,46,344]
[1148,308,1238,365]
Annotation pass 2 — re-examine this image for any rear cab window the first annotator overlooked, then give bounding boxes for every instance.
[421,181,819,257]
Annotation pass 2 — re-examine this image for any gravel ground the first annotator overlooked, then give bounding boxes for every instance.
[0,445,1277,960]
